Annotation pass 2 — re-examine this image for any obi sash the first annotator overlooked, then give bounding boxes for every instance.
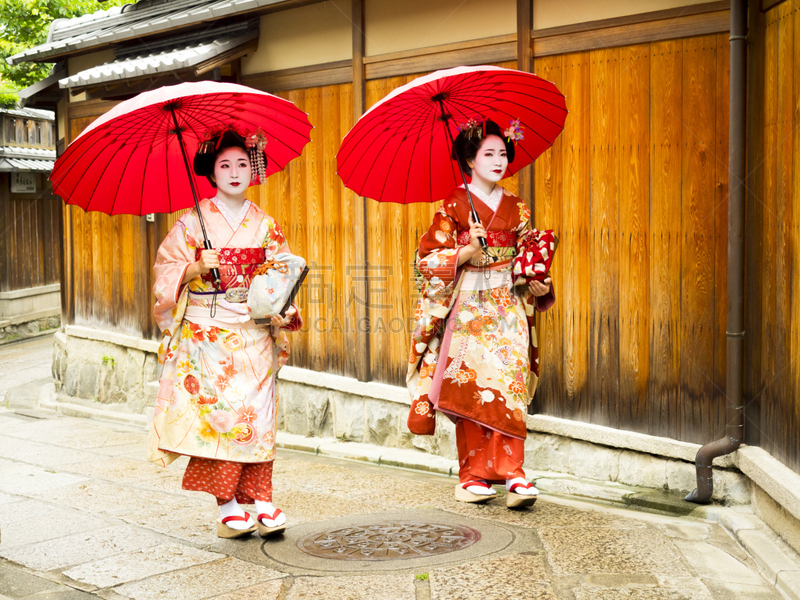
[456,230,516,247]
[195,247,266,292]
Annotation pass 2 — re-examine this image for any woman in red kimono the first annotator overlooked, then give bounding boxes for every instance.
[407,119,554,508]
[148,129,301,538]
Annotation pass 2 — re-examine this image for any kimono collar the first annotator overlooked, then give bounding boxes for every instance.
[459,184,504,213]
[211,196,251,229]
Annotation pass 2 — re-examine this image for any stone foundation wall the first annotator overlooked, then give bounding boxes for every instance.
[0,283,61,343]
[53,327,160,414]
[0,315,60,342]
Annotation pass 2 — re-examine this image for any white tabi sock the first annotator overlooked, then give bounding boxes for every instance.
[462,481,497,496]
[219,498,254,530]
[506,477,539,496]
[255,500,287,527]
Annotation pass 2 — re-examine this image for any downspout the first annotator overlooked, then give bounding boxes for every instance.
[685,0,747,504]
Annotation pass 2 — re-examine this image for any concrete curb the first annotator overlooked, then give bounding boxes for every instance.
[527,414,736,468]
[0,328,58,347]
[736,445,800,525]
[38,383,148,428]
[275,431,459,476]
[719,512,800,600]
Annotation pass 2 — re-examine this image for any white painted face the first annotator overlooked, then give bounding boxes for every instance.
[212,147,251,197]
[468,135,508,184]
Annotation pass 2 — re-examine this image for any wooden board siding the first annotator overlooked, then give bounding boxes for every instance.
[747,0,800,471]
[531,33,730,444]
[65,116,160,339]
[618,44,651,431]
[255,84,359,379]
[0,174,61,292]
[531,55,564,417]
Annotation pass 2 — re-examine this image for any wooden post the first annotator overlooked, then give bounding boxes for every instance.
[60,88,75,326]
[517,0,534,213]
[352,0,370,381]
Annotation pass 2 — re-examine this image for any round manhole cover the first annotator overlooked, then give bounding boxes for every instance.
[297,521,481,561]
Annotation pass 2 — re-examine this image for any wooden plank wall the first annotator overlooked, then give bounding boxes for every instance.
[747,0,800,472]
[65,116,159,339]
[531,33,731,444]
[0,174,61,292]
[253,83,359,378]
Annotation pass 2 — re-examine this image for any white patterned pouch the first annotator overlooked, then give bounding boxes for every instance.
[247,253,307,319]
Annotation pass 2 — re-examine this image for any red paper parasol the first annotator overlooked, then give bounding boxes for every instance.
[51,81,312,216]
[336,65,567,206]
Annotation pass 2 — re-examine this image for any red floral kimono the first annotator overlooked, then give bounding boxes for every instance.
[407,186,554,484]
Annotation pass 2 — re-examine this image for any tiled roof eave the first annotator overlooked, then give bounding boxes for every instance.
[0,147,57,160]
[58,29,259,90]
[6,0,292,65]
[0,158,55,172]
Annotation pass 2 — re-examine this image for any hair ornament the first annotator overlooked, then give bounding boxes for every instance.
[504,119,524,143]
[197,124,249,154]
[245,128,268,184]
[458,118,483,140]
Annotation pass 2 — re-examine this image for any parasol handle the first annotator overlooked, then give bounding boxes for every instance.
[436,99,488,253]
[168,108,221,288]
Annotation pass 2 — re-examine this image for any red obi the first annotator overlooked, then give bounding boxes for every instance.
[456,230,517,247]
[195,247,266,291]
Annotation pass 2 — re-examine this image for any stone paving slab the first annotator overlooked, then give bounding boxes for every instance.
[671,540,764,585]
[0,561,63,598]
[108,558,285,600]
[39,481,205,519]
[0,437,100,469]
[777,570,800,600]
[0,492,19,506]
[286,574,416,600]
[703,579,783,599]
[538,526,690,577]
[63,543,223,589]
[117,505,220,545]
[738,529,800,584]
[429,553,557,600]
[0,335,54,400]
[0,525,163,572]
[0,461,88,496]
[211,580,283,600]
[0,506,112,548]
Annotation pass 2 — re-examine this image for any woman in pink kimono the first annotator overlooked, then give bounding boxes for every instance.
[148,129,301,539]
[407,119,554,508]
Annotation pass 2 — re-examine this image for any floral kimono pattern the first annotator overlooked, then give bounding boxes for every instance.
[148,198,300,467]
[407,186,554,440]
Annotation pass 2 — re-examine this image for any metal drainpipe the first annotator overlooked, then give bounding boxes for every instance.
[685,0,747,504]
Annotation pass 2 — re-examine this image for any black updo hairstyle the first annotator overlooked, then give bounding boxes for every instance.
[193,129,268,188]
[451,119,515,177]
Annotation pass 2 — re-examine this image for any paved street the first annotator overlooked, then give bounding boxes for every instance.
[0,338,793,600]
[0,335,54,406]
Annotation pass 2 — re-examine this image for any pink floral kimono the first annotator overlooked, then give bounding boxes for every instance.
[147,198,300,497]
